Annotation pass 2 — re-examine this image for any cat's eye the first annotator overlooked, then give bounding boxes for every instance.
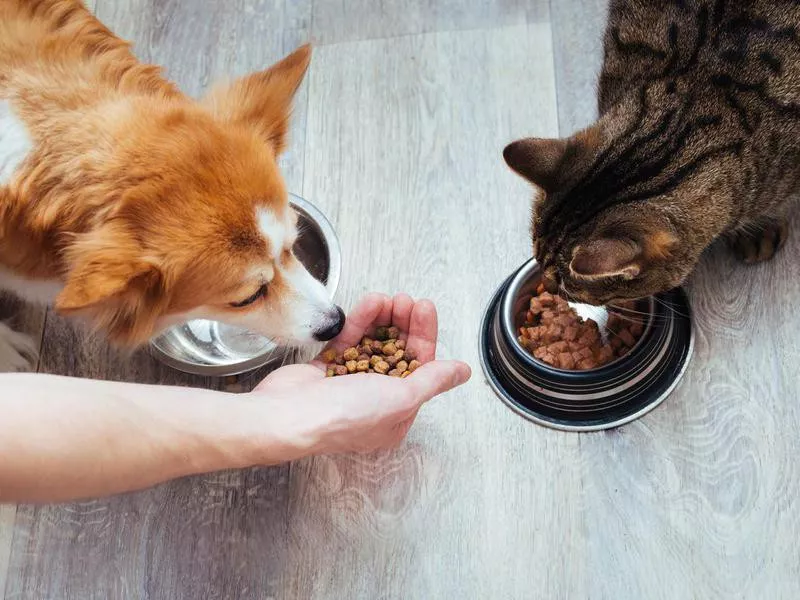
[230,284,268,308]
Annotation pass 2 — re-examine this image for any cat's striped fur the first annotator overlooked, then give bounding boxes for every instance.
[504,0,800,305]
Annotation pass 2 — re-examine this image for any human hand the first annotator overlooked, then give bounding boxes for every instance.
[248,293,471,459]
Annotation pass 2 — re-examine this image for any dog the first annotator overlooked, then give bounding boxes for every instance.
[0,0,344,371]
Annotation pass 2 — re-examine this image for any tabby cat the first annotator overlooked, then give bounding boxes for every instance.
[504,0,800,305]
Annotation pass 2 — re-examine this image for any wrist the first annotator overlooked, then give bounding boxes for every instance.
[229,393,319,467]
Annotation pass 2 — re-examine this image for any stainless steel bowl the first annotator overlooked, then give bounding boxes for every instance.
[479,259,694,432]
[149,194,341,377]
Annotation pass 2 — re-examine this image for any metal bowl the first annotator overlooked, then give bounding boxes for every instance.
[479,259,694,432]
[149,194,341,377]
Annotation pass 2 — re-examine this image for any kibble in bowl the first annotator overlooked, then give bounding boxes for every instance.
[479,257,694,431]
[321,325,421,378]
[517,282,645,371]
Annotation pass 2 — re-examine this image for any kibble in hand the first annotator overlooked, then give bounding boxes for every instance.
[325,329,418,378]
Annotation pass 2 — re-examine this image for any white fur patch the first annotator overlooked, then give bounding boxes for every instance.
[257,208,294,262]
[0,100,32,186]
[283,259,332,310]
[0,322,37,372]
[0,266,62,305]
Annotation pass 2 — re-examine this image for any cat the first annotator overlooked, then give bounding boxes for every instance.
[504,0,800,305]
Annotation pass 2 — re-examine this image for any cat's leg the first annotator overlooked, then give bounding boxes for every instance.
[728,217,789,264]
[0,321,38,372]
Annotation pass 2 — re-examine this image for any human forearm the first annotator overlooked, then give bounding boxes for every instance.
[0,295,472,503]
[0,374,290,503]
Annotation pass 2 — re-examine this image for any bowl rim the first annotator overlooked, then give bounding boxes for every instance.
[148,193,341,377]
[500,259,654,376]
[479,260,696,432]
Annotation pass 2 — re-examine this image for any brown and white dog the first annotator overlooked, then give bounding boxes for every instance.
[0,1,345,370]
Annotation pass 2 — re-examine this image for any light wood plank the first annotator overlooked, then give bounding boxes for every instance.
[4,1,310,598]
[7,470,292,600]
[281,23,588,599]
[549,0,608,135]
[576,219,800,599]
[7,1,800,598]
[0,505,14,600]
[550,1,800,596]
[311,0,547,45]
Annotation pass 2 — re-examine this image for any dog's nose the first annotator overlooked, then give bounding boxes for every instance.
[313,306,346,342]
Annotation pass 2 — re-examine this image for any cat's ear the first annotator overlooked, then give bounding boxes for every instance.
[570,238,642,280]
[570,231,678,280]
[504,123,604,191]
[503,137,569,192]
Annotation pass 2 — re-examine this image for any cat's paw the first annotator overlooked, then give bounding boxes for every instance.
[0,322,38,372]
[729,219,789,265]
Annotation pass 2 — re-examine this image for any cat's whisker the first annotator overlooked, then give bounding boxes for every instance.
[608,309,671,325]
[606,310,647,324]
[652,295,691,320]
[606,306,664,321]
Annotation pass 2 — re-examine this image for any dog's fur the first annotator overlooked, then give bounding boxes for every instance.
[0,0,342,370]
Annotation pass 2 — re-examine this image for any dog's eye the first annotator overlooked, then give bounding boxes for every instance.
[230,284,267,308]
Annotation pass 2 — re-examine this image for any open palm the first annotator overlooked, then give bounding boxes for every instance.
[251,293,470,455]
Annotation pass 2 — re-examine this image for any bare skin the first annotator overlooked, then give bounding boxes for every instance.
[0,293,471,503]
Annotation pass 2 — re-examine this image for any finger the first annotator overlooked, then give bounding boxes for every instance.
[375,294,395,328]
[338,293,392,346]
[312,293,391,365]
[405,299,438,363]
[388,293,415,334]
[405,360,471,404]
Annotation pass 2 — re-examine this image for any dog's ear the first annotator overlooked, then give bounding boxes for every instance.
[56,258,161,312]
[202,44,311,154]
[56,235,169,346]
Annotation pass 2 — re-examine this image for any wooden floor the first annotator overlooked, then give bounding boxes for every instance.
[3,0,800,598]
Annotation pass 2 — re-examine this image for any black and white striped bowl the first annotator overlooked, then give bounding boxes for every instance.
[479,259,694,432]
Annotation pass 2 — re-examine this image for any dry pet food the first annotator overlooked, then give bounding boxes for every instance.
[518,283,644,371]
[323,326,420,378]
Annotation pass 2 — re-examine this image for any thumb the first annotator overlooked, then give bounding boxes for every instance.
[405,360,471,404]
